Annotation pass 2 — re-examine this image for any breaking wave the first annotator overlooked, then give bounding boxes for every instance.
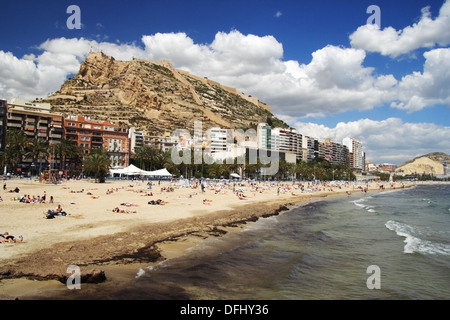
[385,220,450,255]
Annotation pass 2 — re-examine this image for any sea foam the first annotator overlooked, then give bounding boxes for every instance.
[385,220,450,255]
[351,198,376,213]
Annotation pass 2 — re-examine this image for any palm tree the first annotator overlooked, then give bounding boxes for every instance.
[83,148,110,183]
[296,161,312,181]
[3,129,32,172]
[207,162,224,179]
[134,146,158,171]
[25,138,49,176]
[51,139,83,171]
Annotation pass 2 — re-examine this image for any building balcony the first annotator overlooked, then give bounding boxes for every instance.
[8,115,23,121]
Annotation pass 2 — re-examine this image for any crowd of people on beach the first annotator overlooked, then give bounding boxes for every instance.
[7,189,55,204]
[2,177,412,227]
[18,193,54,204]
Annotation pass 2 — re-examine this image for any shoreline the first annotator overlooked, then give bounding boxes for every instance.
[0,179,438,299]
[0,196,301,300]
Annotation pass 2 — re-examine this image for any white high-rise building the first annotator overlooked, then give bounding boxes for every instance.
[209,128,229,154]
[343,137,364,170]
[257,123,272,150]
[302,135,316,162]
[272,127,302,161]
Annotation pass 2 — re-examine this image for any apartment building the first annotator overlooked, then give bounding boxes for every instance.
[0,99,7,152]
[64,115,129,167]
[128,127,144,155]
[257,123,272,150]
[272,128,303,161]
[5,99,63,173]
[343,137,365,170]
[319,138,350,166]
[302,135,319,163]
[208,128,231,154]
[6,98,63,146]
[143,135,178,152]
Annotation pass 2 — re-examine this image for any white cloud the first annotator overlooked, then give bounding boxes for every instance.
[350,0,450,57]
[142,37,398,117]
[142,30,285,77]
[392,48,450,112]
[0,29,448,117]
[0,28,448,165]
[294,118,450,164]
[0,37,145,100]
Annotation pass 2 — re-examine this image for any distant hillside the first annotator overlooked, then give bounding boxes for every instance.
[396,152,450,175]
[40,51,289,135]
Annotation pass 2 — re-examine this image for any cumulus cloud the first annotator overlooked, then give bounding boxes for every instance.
[142,30,285,77]
[0,37,145,100]
[142,36,398,117]
[391,48,450,112]
[350,0,450,57]
[0,29,448,117]
[0,50,70,99]
[1,27,448,165]
[294,118,450,164]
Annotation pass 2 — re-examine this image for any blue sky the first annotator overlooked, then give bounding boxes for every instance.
[1,0,449,164]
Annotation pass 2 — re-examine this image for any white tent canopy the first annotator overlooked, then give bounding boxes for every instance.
[146,168,172,177]
[110,165,172,177]
[230,173,241,178]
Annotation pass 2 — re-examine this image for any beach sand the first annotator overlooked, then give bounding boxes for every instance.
[0,177,411,299]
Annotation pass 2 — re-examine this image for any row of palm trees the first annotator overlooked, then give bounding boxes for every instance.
[133,145,356,181]
[1,129,356,182]
[0,129,106,180]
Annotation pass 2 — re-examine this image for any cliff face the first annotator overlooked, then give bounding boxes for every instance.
[43,51,287,134]
[396,152,450,175]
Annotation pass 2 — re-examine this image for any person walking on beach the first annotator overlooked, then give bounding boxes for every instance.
[201,182,205,193]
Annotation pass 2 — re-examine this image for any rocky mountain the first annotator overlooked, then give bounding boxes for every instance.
[395,152,450,175]
[41,51,288,135]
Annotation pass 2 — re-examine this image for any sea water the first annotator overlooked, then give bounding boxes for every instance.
[120,184,449,300]
[58,184,450,300]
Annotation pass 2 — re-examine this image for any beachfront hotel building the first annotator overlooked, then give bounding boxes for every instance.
[64,115,129,167]
[302,135,319,163]
[318,138,350,166]
[128,127,144,155]
[271,128,303,162]
[6,98,63,146]
[5,98,64,173]
[343,137,365,171]
[0,99,7,152]
[257,123,272,150]
[208,128,232,155]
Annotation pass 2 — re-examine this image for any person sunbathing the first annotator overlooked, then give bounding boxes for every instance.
[120,202,138,207]
[0,232,23,243]
[148,199,167,205]
[70,189,84,193]
[43,204,67,219]
[112,207,136,214]
[203,199,212,205]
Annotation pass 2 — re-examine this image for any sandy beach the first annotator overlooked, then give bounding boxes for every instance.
[0,177,412,299]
